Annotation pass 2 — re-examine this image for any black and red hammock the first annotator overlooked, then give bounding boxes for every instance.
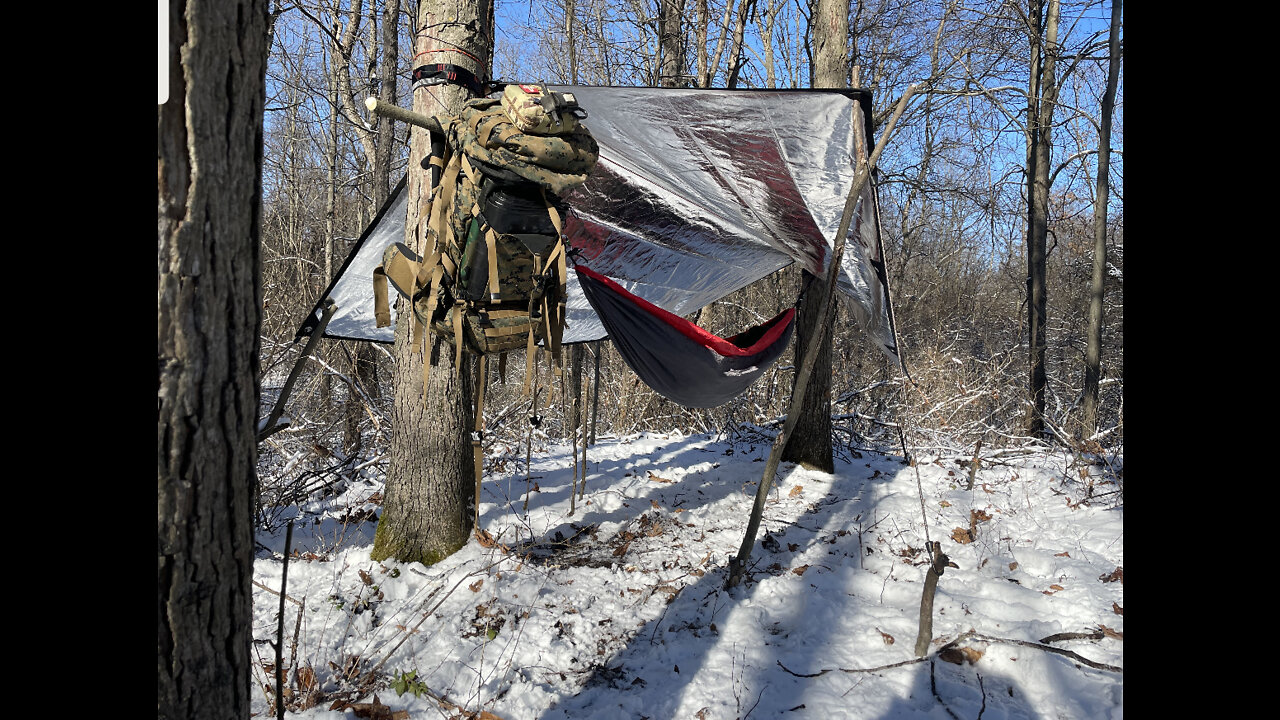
[575,264,795,408]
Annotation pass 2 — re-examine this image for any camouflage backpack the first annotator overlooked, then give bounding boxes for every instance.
[374,87,598,392]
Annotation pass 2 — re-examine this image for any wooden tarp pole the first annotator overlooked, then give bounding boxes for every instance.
[725,85,918,589]
[258,299,338,443]
[589,341,601,445]
[365,97,444,135]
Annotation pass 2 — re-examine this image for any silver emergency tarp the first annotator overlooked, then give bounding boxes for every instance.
[299,85,900,366]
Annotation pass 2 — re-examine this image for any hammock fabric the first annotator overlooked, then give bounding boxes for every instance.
[575,264,795,408]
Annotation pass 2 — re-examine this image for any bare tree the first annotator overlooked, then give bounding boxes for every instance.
[158,0,267,717]
[371,0,494,565]
[658,0,687,85]
[780,0,846,472]
[1022,0,1057,439]
[1080,0,1119,438]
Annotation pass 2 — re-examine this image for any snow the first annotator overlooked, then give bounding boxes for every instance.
[252,431,1122,719]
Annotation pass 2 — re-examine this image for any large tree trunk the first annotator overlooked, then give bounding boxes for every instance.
[1081,0,1120,438]
[781,0,845,473]
[371,0,493,566]
[157,0,267,717]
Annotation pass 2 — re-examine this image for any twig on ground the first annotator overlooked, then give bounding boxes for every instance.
[254,580,305,607]
[777,627,1121,678]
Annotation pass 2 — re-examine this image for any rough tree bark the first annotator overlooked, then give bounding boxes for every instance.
[780,0,845,473]
[1081,0,1120,438]
[371,0,494,566]
[157,0,267,717]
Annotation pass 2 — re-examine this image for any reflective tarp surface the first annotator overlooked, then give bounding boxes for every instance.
[300,86,900,365]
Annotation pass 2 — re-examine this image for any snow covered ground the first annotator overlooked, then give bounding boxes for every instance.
[252,430,1123,719]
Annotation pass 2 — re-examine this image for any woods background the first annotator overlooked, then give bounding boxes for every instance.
[254,0,1122,525]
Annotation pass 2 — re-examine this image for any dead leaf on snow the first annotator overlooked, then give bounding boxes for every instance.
[876,628,895,645]
[475,528,498,548]
[337,694,409,720]
[1112,602,1123,616]
[1043,584,1065,595]
[951,527,975,544]
[1054,551,1070,557]
[295,665,318,691]
[469,579,484,592]
[1099,625,1123,640]
[939,646,984,665]
[789,485,804,497]
[1099,566,1123,583]
[792,564,810,576]
[648,472,674,483]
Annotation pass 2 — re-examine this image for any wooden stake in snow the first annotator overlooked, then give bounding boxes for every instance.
[913,540,957,657]
[275,520,294,720]
[965,439,983,491]
[725,85,919,589]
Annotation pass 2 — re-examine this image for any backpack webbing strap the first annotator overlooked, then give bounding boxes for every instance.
[485,226,502,302]
[418,262,446,398]
[373,267,391,328]
[470,111,523,151]
[544,199,567,376]
[428,151,464,262]
[522,309,538,397]
[374,249,422,330]
[541,243,567,378]
[523,250,545,397]
[472,353,488,526]
[418,143,452,269]
[453,299,466,371]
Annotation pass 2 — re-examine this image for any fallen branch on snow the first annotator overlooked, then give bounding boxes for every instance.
[776,628,1121,678]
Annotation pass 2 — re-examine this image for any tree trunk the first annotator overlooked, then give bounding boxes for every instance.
[1081,0,1120,438]
[157,0,266,717]
[724,0,755,88]
[1025,0,1059,440]
[781,0,845,472]
[658,0,686,86]
[695,0,709,87]
[371,0,493,566]
[566,0,578,84]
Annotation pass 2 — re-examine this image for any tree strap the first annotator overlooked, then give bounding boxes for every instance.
[412,63,485,99]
